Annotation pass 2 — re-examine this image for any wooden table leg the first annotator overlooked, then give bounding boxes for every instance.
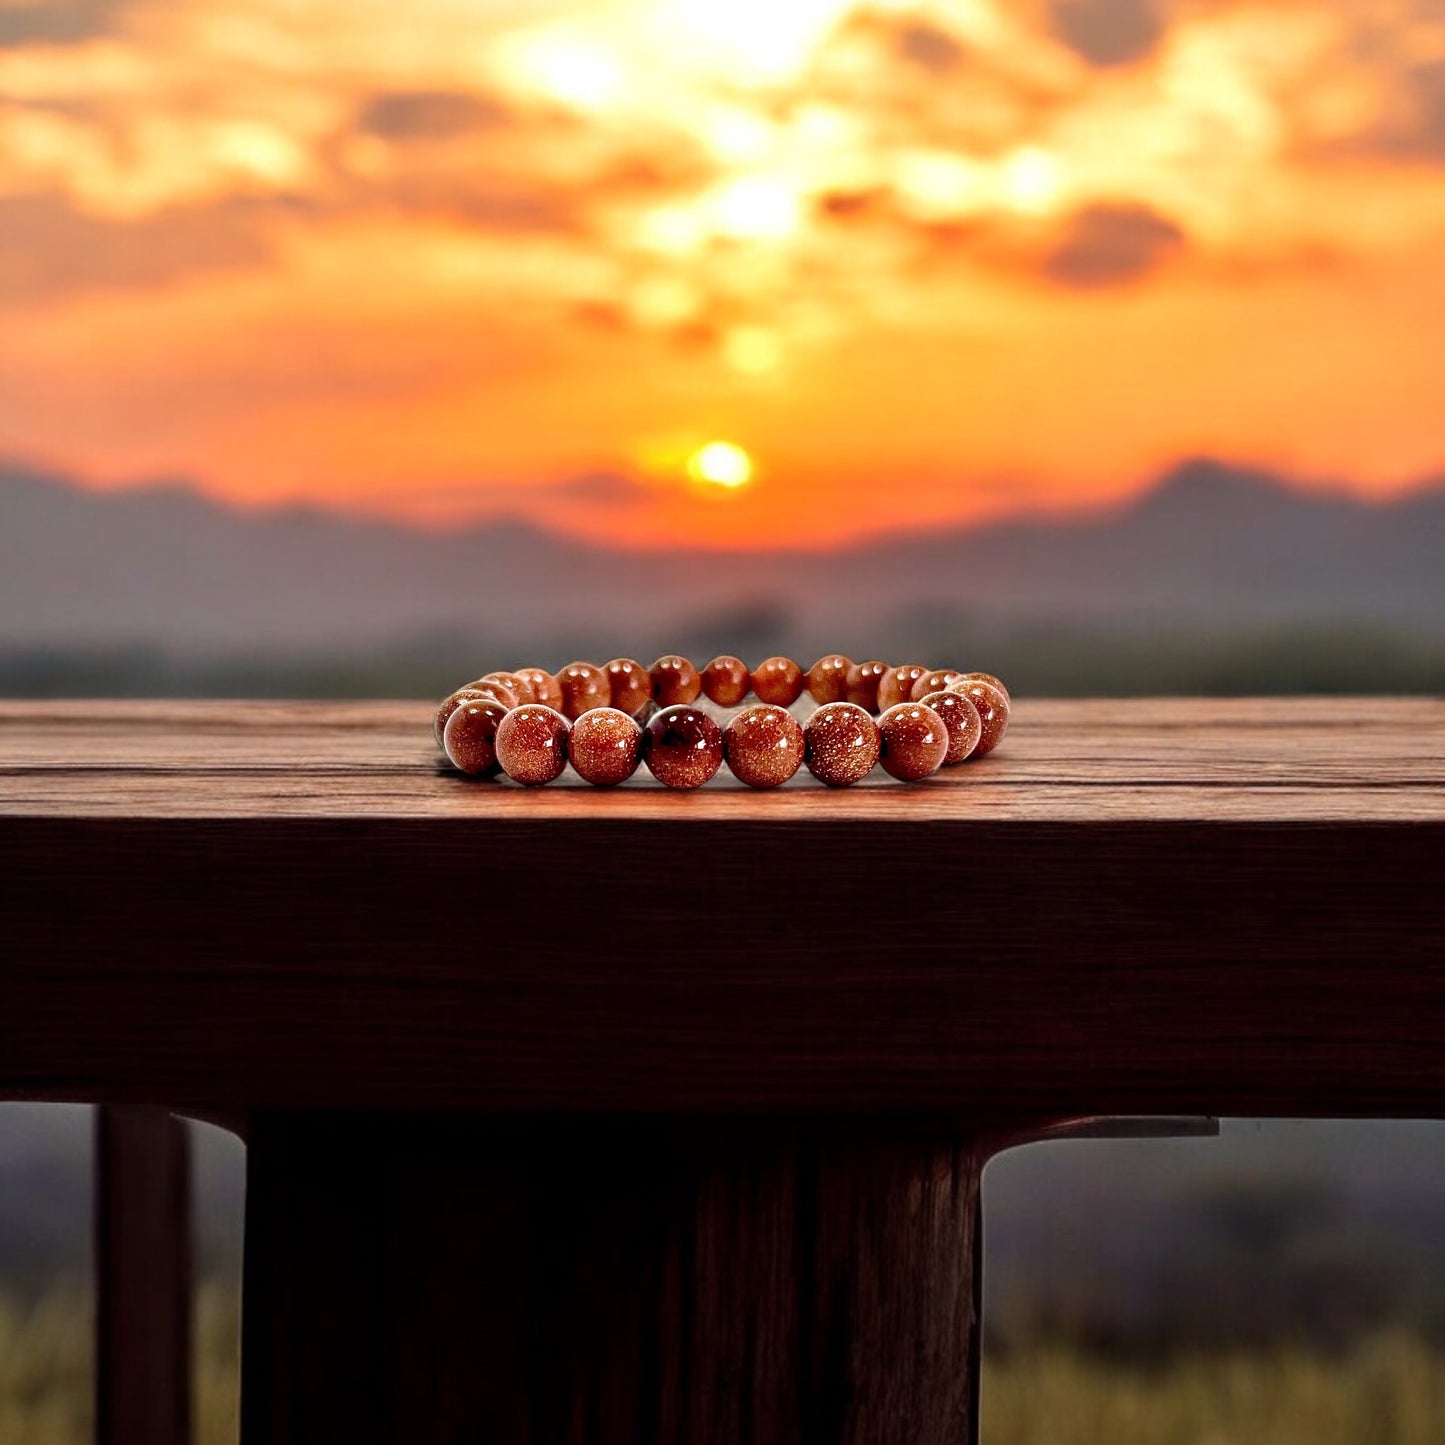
[95,1106,192,1445]
[242,1115,982,1445]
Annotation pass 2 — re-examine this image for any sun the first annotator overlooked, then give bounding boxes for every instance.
[687,440,755,489]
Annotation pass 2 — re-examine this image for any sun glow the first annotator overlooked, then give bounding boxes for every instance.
[687,441,755,489]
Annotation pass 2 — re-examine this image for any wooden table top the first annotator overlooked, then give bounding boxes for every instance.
[1,698,1442,1119]
[2,697,1441,820]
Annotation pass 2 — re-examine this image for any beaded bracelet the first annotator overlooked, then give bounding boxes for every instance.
[435,655,1010,790]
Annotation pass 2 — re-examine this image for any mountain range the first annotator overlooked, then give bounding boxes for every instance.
[2,458,1442,691]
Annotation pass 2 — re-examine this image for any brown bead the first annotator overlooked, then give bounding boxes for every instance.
[919,690,983,765]
[468,681,519,712]
[604,658,653,716]
[442,696,509,777]
[643,705,723,789]
[701,655,752,707]
[910,669,961,701]
[956,671,1011,702]
[434,685,507,748]
[877,664,930,711]
[569,707,643,786]
[949,680,1010,757]
[557,662,609,720]
[514,666,563,712]
[806,654,853,704]
[751,656,804,707]
[649,655,702,707]
[877,702,949,781]
[724,703,804,789]
[844,659,889,711]
[495,703,570,786]
[474,670,533,705]
[804,701,879,787]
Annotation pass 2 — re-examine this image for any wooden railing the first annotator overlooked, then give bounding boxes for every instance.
[2,698,1442,1445]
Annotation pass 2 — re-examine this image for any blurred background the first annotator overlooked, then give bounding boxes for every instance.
[2,0,1444,1440]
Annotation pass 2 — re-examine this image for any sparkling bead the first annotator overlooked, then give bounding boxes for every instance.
[724,703,804,789]
[919,690,982,765]
[804,701,879,787]
[877,702,949,781]
[514,667,563,712]
[909,669,961,701]
[806,654,852,704]
[495,704,570,786]
[643,705,724,790]
[751,656,804,707]
[949,680,1010,757]
[443,696,509,777]
[845,659,889,712]
[475,671,533,705]
[604,658,653,716]
[956,671,1010,702]
[649,655,702,707]
[701,655,752,707]
[434,685,507,747]
[557,662,610,719]
[569,707,643,786]
[877,664,929,711]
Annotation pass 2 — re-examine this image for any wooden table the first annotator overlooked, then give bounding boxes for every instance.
[2,698,1443,1445]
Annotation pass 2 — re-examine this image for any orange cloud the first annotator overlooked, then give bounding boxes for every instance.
[0,0,1442,546]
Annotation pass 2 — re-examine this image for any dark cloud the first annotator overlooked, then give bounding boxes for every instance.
[1049,0,1164,67]
[544,471,652,508]
[1380,60,1445,160]
[1043,202,1185,286]
[0,0,125,47]
[894,21,965,74]
[356,89,507,141]
[0,192,274,303]
[816,188,885,222]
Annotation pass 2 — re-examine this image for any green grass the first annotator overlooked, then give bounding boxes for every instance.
[5,1287,1445,1443]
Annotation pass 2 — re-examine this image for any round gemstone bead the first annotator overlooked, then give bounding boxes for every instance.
[877,664,930,711]
[475,670,533,705]
[649,655,702,707]
[724,703,805,789]
[643,705,724,790]
[442,696,509,777]
[751,656,804,707]
[949,680,1010,757]
[844,659,889,712]
[877,702,949,781]
[701,655,752,707]
[909,669,961,701]
[919,690,983,765]
[557,662,610,720]
[604,658,653,716]
[804,701,879,787]
[569,707,643,786]
[806,654,852,704]
[956,671,1011,702]
[495,704,570,786]
[514,667,563,712]
[434,685,507,747]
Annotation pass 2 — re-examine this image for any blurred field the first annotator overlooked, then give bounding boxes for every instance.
[5,1285,1445,1445]
[0,1285,238,1445]
[986,1336,1445,1445]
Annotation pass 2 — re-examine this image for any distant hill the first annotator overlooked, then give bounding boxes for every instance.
[1,458,1442,693]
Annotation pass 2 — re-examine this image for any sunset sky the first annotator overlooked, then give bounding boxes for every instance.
[2,0,1445,545]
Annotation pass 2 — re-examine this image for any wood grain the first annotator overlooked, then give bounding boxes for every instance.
[241,1115,980,1445]
[1,699,1442,1116]
[95,1107,191,1445]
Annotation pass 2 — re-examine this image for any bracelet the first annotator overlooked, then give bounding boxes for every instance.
[435,656,1010,790]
